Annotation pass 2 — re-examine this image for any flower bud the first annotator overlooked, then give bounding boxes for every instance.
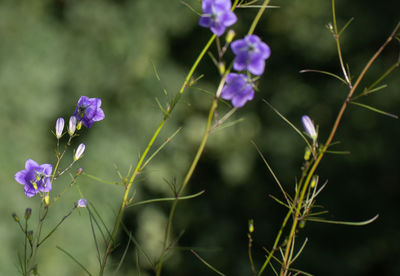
[301,115,317,141]
[311,175,319,188]
[248,219,254,233]
[68,116,77,136]
[74,144,85,161]
[12,213,20,222]
[76,198,88,208]
[76,168,83,176]
[218,62,226,75]
[44,195,50,206]
[55,117,64,139]
[225,29,235,43]
[27,230,34,242]
[25,208,32,220]
[76,120,83,131]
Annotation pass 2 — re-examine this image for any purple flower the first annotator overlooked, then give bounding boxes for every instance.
[302,115,317,140]
[74,96,105,128]
[15,159,53,198]
[74,143,85,161]
[221,73,254,108]
[76,198,88,208]
[231,35,271,75]
[199,0,237,36]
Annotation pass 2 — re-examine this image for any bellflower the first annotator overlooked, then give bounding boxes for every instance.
[231,35,271,75]
[221,73,254,108]
[15,159,52,198]
[55,118,64,139]
[302,115,317,140]
[74,96,105,128]
[199,0,237,36]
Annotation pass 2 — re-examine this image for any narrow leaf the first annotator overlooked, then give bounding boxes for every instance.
[338,17,354,35]
[350,101,398,119]
[262,99,313,150]
[191,250,226,276]
[56,246,92,276]
[128,190,205,208]
[300,69,347,85]
[113,232,132,276]
[305,214,379,226]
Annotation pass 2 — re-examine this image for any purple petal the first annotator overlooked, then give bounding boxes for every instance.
[220,11,237,27]
[233,53,249,71]
[25,159,38,170]
[15,171,27,185]
[248,54,266,75]
[40,164,53,176]
[93,108,105,121]
[231,40,248,55]
[258,42,271,59]
[24,185,37,198]
[199,17,211,27]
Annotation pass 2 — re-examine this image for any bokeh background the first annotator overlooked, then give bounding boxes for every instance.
[1,0,399,275]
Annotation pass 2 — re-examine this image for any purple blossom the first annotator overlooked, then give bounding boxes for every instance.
[231,35,271,75]
[74,96,105,128]
[221,73,254,108]
[15,159,52,198]
[76,198,88,208]
[199,0,237,36]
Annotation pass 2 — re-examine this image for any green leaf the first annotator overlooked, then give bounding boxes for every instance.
[305,214,379,226]
[350,101,398,119]
[191,250,226,276]
[299,69,347,85]
[56,246,92,276]
[128,190,205,208]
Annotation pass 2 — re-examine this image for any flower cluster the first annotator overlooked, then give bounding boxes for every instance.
[15,96,104,198]
[198,1,271,108]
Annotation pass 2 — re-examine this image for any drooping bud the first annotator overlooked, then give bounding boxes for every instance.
[248,219,254,233]
[68,116,77,136]
[55,118,64,139]
[25,208,32,220]
[301,115,317,141]
[74,144,85,161]
[27,230,34,242]
[76,198,88,208]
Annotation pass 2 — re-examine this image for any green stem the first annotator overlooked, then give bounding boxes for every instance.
[279,18,399,276]
[98,27,219,276]
[248,0,271,35]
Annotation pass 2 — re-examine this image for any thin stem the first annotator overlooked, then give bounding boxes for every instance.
[98,26,220,276]
[248,0,271,35]
[279,20,400,276]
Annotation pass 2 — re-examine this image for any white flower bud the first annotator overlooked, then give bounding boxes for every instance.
[74,143,85,161]
[68,116,77,136]
[55,117,64,139]
[301,115,317,141]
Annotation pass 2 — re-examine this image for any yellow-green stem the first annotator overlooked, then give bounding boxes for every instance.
[248,0,271,35]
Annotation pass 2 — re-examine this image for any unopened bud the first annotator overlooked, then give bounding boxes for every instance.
[302,115,317,141]
[248,219,254,233]
[27,230,34,242]
[25,208,32,220]
[74,143,85,161]
[218,62,226,75]
[12,213,20,222]
[76,198,88,208]
[226,29,235,43]
[76,121,83,131]
[304,147,311,161]
[44,195,50,206]
[55,117,64,139]
[76,168,83,176]
[311,175,319,188]
[68,116,77,136]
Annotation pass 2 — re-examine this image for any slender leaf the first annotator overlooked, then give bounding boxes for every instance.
[305,214,379,226]
[350,101,398,119]
[128,190,205,208]
[338,17,354,35]
[113,232,132,276]
[299,69,347,85]
[191,250,226,276]
[262,99,313,150]
[56,246,92,276]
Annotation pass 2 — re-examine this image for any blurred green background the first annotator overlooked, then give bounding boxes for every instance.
[1,0,399,275]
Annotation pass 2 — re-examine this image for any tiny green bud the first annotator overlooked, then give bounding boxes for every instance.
[76,120,83,131]
[304,147,311,161]
[218,62,226,75]
[311,175,319,188]
[225,29,235,43]
[12,213,20,222]
[25,208,32,220]
[248,219,254,233]
[27,230,34,242]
